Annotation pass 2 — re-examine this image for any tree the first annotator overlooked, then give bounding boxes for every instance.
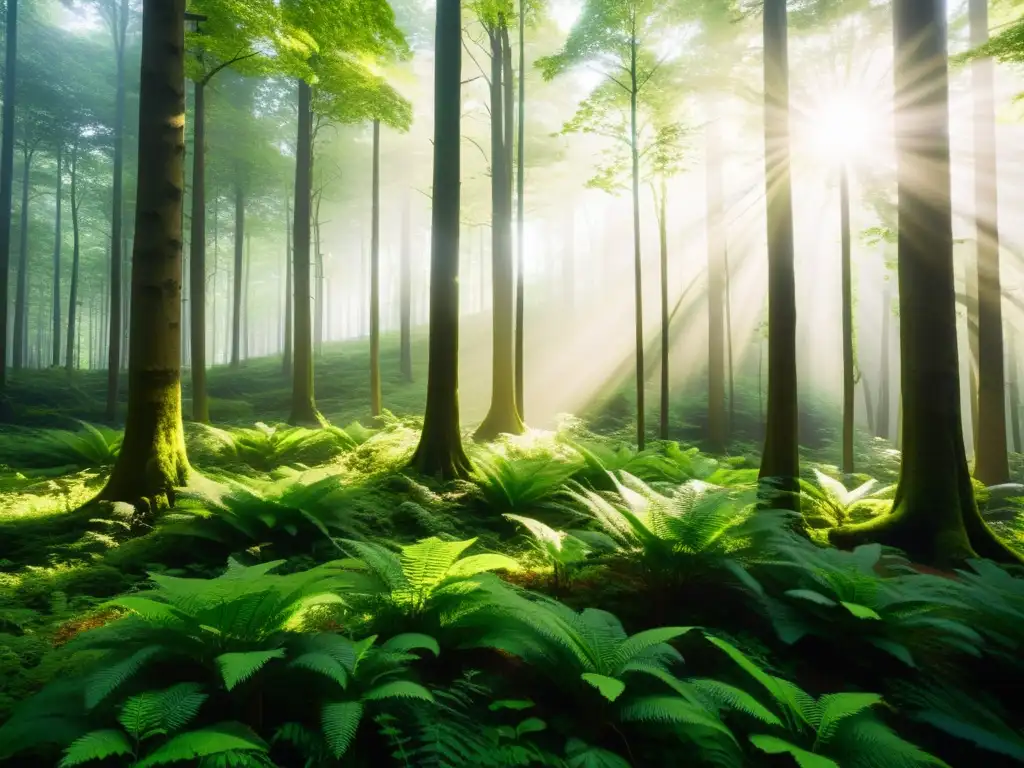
[399,187,412,382]
[184,0,279,423]
[969,0,1008,485]
[278,0,409,427]
[472,5,526,441]
[100,0,189,508]
[370,118,382,416]
[829,0,1019,566]
[759,0,799,494]
[409,0,472,480]
[540,0,682,449]
[65,137,84,376]
[0,0,17,399]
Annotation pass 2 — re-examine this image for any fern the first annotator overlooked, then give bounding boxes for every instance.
[134,722,268,767]
[215,649,286,691]
[58,730,133,768]
[321,701,364,759]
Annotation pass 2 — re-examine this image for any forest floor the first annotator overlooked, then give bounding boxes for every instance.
[0,342,1023,766]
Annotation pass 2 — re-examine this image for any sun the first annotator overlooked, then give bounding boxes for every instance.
[801,87,887,164]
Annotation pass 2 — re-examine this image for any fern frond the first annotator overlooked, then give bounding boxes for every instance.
[215,649,286,691]
[134,723,268,767]
[85,645,163,710]
[59,730,133,768]
[321,701,364,760]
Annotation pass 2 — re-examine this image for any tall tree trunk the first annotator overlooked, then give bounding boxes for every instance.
[966,259,979,452]
[475,21,525,440]
[841,166,854,474]
[877,283,892,439]
[211,194,219,366]
[314,191,323,355]
[100,0,189,508]
[971,0,1009,485]
[370,118,382,416]
[410,0,472,479]
[189,79,209,422]
[399,187,412,382]
[283,185,293,375]
[12,149,32,370]
[51,142,63,367]
[725,244,735,440]
[231,178,244,368]
[657,181,669,440]
[629,32,646,450]
[1009,323,1021,454]
[107,0,128,420]
[289,77,321,426]
[759,0,799,491]
[243,233,250,360]
[706,99,727,453]
[830,0,1018,566]
[66,140,81,377]
[514,12,526,419]
[0,0,17,397]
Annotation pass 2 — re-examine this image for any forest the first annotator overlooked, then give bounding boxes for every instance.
[1,0,1024,765]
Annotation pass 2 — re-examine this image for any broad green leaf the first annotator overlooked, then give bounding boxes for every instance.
[840,602,882,620]
[816,693,883,743]
[215,649,286,691]
[135,723,268,767]
[785,589,838,607]
[59,730,133,768]
[581,673,626,702]
[749,734,840,768]
[516,717,547,737]
[364,680,435,703]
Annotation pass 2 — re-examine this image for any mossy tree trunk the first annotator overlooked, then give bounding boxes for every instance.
[706,100,727,454]
[189,79,209,422]
[12,144,35,370]
[759,0,799,494]
[475,19,525,441]
[410,0,472,480]
[370,118,382,417]
[289,78,322,427]
[830,0,1019,566]
[1009,323,1021,453]
[100,0,189,510]
[512,17,525,420]
[841,166,854,474]
[971,0,1009,485]
[66,139,81,376]
[0,0,16,397]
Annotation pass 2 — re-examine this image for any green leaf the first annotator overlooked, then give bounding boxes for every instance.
[515,717,547,737]
[135,723,268,767]
[749,734,840,768]
[619,696,736,741]
[322,701,363,760]
[119,683,207,740]
[215,649,286,691]
[445,553,520,578]
[689,679,783,726]
[581,673,626,702]
[840,602,882,620]
[816,693,883,743]
[613,626,695,670]
[785,589,838,607]
[86,645,163,710]
[289,652,349,689]
[364,680,435,703]
[380,632,440,657]
[59,730,133,768]
[489,699,535,711]
[565,739,632,768]
[870,639,916,667]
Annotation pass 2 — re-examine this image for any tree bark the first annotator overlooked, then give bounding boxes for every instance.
[314,190,323,354]
[514,12,526,420]
[657,181,669,441]
[0,0,17,397]
[725,244,735,440]
[830,0,1019,566]
[243,232,250,360]
[966,258,979,452]
[231,177,244,368]
[759,0,799,492]
[399,187,413,382]
[1009,323,1021,454]
[283,185,293,375]
[706,99,727,453]
[189,79,209,422]
[410,0,472,479]
[289,77,322,426]
[370,118,382,416]
[12,148,32,370]
[629,30,646,450]
[475,20,525,440]
[100,0,189,509]
[51,142,63,367]
[877,283,892,439]
[841,166,854,474]
[66,140,81,376]
[106,0,129,421]
[971,0,1009,485]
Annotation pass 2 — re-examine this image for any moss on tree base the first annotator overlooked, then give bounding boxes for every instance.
[473,406,525,442]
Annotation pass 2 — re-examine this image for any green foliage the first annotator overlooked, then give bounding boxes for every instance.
[799,470,893,529]
[707,636,947,767]
[187,422,355,474]
[504,514,594,589]
[471,449,581,517]
[755,542,984,667]
[0,422,122,471]
[571,472,790,589]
